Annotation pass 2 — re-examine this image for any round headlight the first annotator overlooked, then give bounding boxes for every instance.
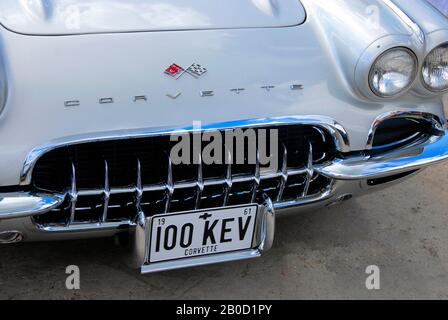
[369,48,417,98]
[422,43,448,92]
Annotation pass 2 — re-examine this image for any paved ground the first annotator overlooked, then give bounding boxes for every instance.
[1,163,448,300]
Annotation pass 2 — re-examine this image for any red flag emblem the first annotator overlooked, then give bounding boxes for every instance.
[164,63,184,77]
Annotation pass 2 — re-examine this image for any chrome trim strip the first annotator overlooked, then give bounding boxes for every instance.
[77,189,103,196]
[19,115,351,185]
[0,192,64,220]
[366,111,446,150]
[32,189,333,233]
[141,249,262,274]
[319,131,448,180]
[384,0,425,44]
[35,221,134,233]
[45,168,317,201]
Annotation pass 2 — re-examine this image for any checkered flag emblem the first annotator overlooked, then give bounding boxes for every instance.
[186,63,207,77]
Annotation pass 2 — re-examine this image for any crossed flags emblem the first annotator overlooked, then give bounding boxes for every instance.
[164,63,208,79]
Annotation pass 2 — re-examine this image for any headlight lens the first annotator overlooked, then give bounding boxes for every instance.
[369,48,417,98]
[422,43,448,92]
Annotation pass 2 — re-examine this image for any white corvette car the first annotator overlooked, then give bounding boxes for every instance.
[0,0,448,273]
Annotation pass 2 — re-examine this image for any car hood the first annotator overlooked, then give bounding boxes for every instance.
[427,0,448,17]
[0,0,306,35]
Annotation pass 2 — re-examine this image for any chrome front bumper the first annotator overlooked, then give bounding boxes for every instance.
[2,129,447,222]
[0,192,63,220]
[317,133,448,180]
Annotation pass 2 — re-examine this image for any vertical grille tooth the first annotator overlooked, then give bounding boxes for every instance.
[135,158,143,215]
[68,162,78,226]
[301,141,314,198]
[313,126,327,162]
[251,151,261,203]
[223,149,233,206]
[314,126,326,140]
[164,153,174,214]
[277,144,288,202]
[195,152,204,210]
[101,160,110,223]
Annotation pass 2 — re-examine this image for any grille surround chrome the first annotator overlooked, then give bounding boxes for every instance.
[24,116,349,232]
[20,116,350,186]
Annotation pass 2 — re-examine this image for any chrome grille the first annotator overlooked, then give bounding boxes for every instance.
[32,125,335,230]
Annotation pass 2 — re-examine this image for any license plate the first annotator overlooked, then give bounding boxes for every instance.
[149,205,258,263]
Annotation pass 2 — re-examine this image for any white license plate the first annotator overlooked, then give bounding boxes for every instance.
[149,205,258,263]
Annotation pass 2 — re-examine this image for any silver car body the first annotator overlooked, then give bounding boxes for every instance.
[0,0,447,272]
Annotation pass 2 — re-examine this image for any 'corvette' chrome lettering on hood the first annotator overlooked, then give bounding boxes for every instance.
[0,0,306,35]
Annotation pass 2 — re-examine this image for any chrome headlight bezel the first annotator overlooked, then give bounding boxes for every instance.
[421,42,448,93]
[368,47,418,98]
